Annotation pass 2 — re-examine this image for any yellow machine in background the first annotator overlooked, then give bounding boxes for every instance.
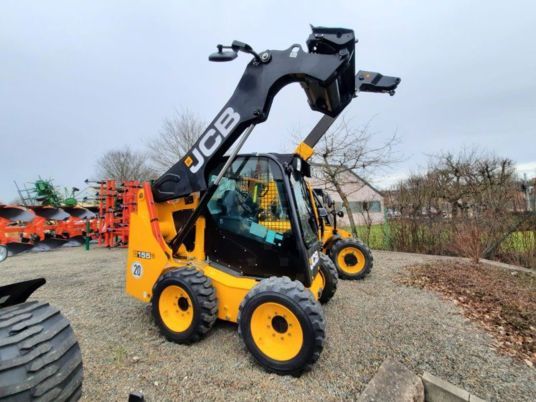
[311,188,374,280]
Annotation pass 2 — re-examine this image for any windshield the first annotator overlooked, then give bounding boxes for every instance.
[290,171,318,248]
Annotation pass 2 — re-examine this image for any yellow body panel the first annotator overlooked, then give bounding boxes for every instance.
[320,224,352,250]
[309,267,324,300]
[126,188,324,324]
[200,264,257,322]
[335,227,352,239]
[125,190,174,303]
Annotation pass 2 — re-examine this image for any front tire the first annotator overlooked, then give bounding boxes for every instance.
[152,268,217,344]
[238,277,325,376]
[331,239,373,280]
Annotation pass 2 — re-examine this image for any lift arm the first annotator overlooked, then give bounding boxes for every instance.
[294,71,401,161]
[153,26,358,202]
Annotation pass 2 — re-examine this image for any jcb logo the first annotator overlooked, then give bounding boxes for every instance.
[185,107,240,173]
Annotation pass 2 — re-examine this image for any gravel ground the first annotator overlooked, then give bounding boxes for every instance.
[1,248,534,401]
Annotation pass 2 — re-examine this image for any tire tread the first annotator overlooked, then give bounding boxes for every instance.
[237,276,325,376]
[152,268,217,344]
[0,302,83,402]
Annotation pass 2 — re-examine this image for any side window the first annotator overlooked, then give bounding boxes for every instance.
[207,156,292,247]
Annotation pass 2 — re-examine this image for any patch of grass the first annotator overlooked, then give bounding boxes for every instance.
[112,344,128,365]
[503,231,535,252]
[346,222,535,268]
[343,224,388,249]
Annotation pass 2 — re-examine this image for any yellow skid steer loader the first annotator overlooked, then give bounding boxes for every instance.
[125,26,399,375]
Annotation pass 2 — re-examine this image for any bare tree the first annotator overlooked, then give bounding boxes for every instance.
[311,117,399,237]
[96,147,155,182]
[147,109,205,173]
[387,148,532,264]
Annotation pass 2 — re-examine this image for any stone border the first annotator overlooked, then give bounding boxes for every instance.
[357,359,488,401]
[422,372,486,402]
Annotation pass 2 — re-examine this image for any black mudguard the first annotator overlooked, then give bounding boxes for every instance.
[324,234,342,253]
[0,278,46,308]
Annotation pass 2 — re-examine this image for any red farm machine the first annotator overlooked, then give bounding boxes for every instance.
[0,178,143,256]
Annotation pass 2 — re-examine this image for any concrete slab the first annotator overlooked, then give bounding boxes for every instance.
[357,358,424,402]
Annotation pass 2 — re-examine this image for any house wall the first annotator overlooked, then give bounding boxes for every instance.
[309,169,385,226]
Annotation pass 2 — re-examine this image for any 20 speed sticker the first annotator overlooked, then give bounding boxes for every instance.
[131,261,143,279]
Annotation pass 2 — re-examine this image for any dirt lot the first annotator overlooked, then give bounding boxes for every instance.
[1,248,535,401]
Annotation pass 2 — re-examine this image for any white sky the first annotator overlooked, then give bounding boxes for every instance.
[1,1,535,202]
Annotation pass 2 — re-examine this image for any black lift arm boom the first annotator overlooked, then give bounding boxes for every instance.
[295,71,401,161]
[153,26,358,202]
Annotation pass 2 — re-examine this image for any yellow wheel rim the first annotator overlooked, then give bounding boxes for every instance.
[158,285,194,333]
[337,246,366,274]
[250,302,303,361]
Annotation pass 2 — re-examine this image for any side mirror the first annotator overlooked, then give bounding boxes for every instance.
[337,210,344,218]
[209,45,238,62]
[0,245,7,263]
[317,207,328,218]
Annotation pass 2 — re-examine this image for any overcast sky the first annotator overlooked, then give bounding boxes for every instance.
[1,1,535,202]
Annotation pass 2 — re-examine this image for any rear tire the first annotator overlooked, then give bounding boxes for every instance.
[318,253,338,304]
[152,268,217,344]
[238,277,325,376]
[0,301,83,402]
[331,239,373,280]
